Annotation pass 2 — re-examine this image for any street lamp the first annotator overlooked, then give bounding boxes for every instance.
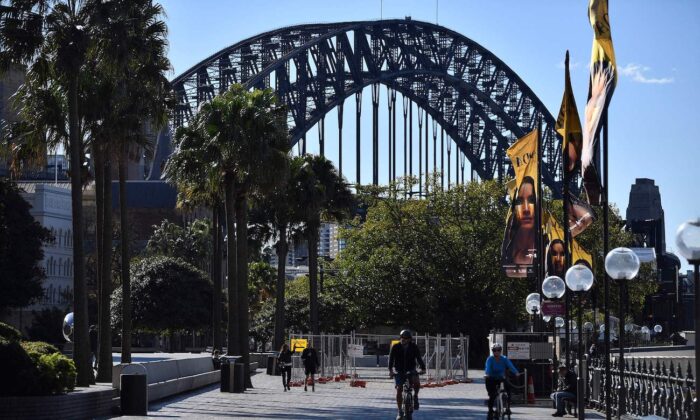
[62,312,74,342]
[526,293,541,333]
[675,220,700,417]
[605,247,640,415]
[542,275,566,369]
[565,264,594,420]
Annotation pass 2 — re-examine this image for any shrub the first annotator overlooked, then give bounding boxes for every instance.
[0,321,22,341]
[21,340,60,356]
[0,338,38,396]
[35,353,76,394]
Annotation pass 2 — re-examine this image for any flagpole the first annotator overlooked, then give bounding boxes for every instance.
[563,148,571,370]
[602,108,612,420]
[536,117,544,333]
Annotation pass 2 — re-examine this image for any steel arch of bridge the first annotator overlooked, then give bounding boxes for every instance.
[169,19,562,193]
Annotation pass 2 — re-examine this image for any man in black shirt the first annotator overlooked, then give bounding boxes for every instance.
[389,330,426,419]
[550,365,577,417]
[301,343,319,392]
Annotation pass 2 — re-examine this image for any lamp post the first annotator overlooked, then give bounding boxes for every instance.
[526,293,542,333]
[675,220,700,419]
[543,275,566,388]
[565,264,595,420]
[605,247,640,415]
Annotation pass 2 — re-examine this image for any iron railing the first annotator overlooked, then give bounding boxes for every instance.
[587,357,696,419]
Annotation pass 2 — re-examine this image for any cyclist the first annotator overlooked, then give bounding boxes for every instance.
[485,343,521,419]
[389,330,426,420]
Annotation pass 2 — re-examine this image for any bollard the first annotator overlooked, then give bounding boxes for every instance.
[120,364,147,416]
[233,362,245,393]
[220,360,232,392]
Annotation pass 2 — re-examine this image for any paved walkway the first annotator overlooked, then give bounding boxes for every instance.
[125,369,605,419]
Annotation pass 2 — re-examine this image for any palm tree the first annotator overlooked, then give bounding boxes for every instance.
[0,0,94,386]
[296,155,354,334]
[250,155,308,350]
[89,0,171,364]
[165,84,288,386]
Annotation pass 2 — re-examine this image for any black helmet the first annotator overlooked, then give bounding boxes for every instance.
[400,329,412,339]
[491,343,503,351]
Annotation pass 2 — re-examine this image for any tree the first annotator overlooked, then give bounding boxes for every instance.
[0,179,52,312]
[335,180,530,364]
[146,219,212,268]
[89,0,171,365]
[110,256,212,335]
[0,0,93,386]
[165,84,289,386]
[250,155,306,349]
[296,155,354,334]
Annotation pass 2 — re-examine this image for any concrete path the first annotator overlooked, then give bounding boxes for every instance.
[122,369,605,419]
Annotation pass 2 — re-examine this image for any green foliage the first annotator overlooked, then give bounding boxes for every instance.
[34,353,77,394]
[111,256,212,334]
[248,261,276,310]
[21,340,61,356]
[0,321,22,341]
[146,219,212,267]
[0,338,39,396]
[27,307,69,344]
[335,179,530,362]
[0,179,53,311]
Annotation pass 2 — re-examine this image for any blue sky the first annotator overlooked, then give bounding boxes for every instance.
[160,0,699,269]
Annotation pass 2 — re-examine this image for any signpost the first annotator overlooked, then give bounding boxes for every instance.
[348,344,363,358]
[541,300,566,317]
[291,338,307,352]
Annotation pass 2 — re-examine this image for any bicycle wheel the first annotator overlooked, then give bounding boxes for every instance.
[403,390,413,419]
[495,393,504,420]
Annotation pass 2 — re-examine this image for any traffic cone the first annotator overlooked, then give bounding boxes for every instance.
[527,375,536,404]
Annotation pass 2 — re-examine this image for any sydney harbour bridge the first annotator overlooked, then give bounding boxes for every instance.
[154,19,563,195]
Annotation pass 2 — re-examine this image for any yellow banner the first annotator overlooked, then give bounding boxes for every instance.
[291,338,307,353]
[582,0,617,205]
[544,211,593,276]
[556,51,583,177]
[502,130,539,278]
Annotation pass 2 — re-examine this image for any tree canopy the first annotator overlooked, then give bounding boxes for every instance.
[0,179,52,312]
[110,256,212,334]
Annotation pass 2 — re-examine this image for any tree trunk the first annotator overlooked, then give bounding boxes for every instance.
[119,145,132,363]
[235,192,252,388]
[68,75,91,386]
[97,157,113,381]
[224,178,239,355]
[94,146,104,375]
[272,225,288,350]
[308,226,319,335]
[211,205,222,350]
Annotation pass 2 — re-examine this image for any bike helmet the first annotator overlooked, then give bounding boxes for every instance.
[491,343,503,351]
[400,329,413,339]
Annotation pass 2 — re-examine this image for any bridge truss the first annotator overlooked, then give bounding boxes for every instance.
[168,19,562,195]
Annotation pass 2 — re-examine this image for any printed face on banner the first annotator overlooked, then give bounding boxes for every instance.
[502,176,538,278]
[502,130,539,278]
[547,239,566,278]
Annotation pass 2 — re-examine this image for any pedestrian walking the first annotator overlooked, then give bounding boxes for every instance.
[278,343,293,391]
[301,342,319,392]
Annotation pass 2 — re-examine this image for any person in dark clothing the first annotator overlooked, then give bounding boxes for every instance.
[300,343,319,392]
[388,330,426,419]
[550,365,577,416]
[278,343,293,391]
[89,325,98,369]
[212,349,222,369]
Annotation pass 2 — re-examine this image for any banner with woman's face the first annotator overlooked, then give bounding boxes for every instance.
[502,130,538,278]
[567,192,596,238]
[544,210,594,276]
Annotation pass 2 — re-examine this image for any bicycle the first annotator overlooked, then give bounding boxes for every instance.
[394,370,422,420]
[490,373,525,420]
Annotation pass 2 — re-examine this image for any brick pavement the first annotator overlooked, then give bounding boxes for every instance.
[122,369,605,419]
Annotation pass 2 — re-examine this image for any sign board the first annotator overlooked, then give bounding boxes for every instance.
[507,342,530,360]
[291,338,307,353]
[347,344,363,358]
[391,339,400,348]
[541,300,565,316]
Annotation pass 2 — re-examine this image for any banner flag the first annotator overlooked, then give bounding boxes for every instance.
[582,0,617,205]
[501,130,538,278]
[566,192,596,238]
[556,51,583,178]
[544,210,594,276]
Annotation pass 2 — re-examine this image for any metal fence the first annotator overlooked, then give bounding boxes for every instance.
[587,357,696,419]
[287,332,469,383]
